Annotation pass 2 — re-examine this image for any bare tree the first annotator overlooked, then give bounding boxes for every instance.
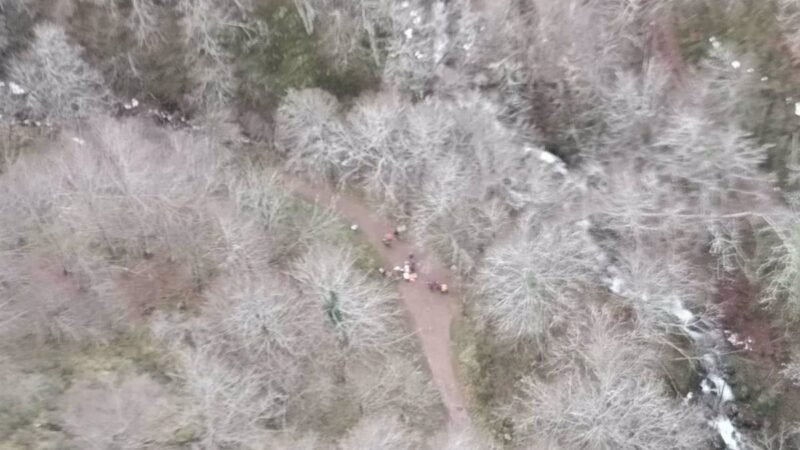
[411,156,508,273]
[62,374,176,450]
[779,0,800,61]
[346,354,444,429]
[382,1,446,97]
[514,307,709,450]
[473,226,598,343]
[745,420,800,450]
[204,271,325,380]
[652,109,772,211]
[179,346,288,449]
[263,432,324,450]
[592,63,673,161]
[306,0,393,68]
[227,165,339,262]
[292,244,406,355]
[437,426,497,450]
[124,0,164,49]
[176,0,247,109]
[0,247,119,345]
[347,91,449,215]
[337,413,422,450]
[276,88,357,183]
[760,218,800,321]
[8,23,109,121]
[608,242,709,335]
[0,13,8,53]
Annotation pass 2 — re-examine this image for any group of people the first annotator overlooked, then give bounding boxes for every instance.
[381,224,407,247]
[378,254,447,293]
[374,224,448,294]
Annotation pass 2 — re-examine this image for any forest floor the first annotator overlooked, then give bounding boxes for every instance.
[283,176,471,429]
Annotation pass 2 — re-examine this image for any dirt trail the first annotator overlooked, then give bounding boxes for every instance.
[283,177,470,429]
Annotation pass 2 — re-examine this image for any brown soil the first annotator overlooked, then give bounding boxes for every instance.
[714,273,800,430]
[651,16,687,82]
[112,257,205,319]
[715,275,782,363]
[283,177,471,429]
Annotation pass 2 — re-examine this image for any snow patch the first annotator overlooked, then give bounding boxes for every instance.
[538,151,559,164]
[123,98,140,110]
[71,137,85,146]
[708,374,735,402]
[8,82,25,95]
[731,60,741,69]
[713,416,742,450]
[404,28,414,39]
[609,277,624,295]
[724,330,753,351]
[537,150,568,175]
[671,300,695,324]
[795,102,800,117]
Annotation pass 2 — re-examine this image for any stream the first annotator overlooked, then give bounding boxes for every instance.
[596,235,745,449]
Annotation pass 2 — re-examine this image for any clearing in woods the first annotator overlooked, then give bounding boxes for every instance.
[284,177,471,429]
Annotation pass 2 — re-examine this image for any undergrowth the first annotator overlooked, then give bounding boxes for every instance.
[234,0,380,112]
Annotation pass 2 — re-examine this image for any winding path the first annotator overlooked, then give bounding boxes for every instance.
[283,177,471,429]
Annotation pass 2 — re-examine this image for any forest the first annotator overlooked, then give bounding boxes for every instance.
[3,0,800,449]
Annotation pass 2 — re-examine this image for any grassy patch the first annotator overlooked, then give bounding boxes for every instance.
[233,0,379,112]
[283,193,381,274]
[451,309,533,445]
[0,330,176,449]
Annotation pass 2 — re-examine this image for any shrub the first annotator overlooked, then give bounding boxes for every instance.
[7,23,109,121]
